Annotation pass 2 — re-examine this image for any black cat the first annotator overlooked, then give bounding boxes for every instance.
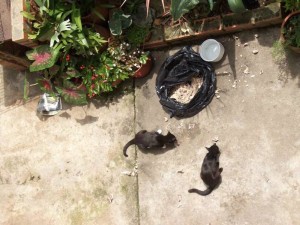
[123,130,178,157]
[188,143,223,196]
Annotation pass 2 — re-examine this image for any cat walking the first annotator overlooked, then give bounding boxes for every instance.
[123,130,178,157]
[188,143,223,196]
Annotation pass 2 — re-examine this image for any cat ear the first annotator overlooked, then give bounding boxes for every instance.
[205,147,210,151]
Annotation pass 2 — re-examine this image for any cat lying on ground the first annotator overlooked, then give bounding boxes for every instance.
[123,130,178,157]
[188,143,223,196]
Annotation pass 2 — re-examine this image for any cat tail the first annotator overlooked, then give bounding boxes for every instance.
[188,187,213,196]
[123,139,135,157]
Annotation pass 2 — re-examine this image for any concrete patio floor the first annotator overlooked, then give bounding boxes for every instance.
[1,27,300,225]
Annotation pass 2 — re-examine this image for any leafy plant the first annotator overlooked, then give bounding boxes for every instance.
[107,39,149,71]
[121,0,165,16]
[108,9,132,35]
[23,0,106,58]
[283,14,300,48]
[56,81,88,105]
[284,0,300,12]
[26,45,62,72]
[170,0,201,21]
[126,25,150,46]
[22,0,73,43]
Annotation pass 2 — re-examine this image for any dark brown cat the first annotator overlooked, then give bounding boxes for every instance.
[123,130,178,157]
[188,143,223,196]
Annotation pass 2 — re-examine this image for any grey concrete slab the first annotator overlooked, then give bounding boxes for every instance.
[135,27,300,225]
[0,66,138,225]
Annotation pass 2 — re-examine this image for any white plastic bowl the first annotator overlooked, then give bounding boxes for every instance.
[199,39,225,62]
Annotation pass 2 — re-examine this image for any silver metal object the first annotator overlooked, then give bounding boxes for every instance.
[37,93,62,116]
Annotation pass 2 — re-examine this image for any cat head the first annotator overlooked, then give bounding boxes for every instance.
[205,143,220,155]
[166,131,178,144]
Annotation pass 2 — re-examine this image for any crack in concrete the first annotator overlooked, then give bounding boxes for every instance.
[133,78,141,225]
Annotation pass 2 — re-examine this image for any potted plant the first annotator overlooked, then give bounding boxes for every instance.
[281,10,300,53]
[280,0,300,53]
[107,38,153,78]
[22,0,109,105]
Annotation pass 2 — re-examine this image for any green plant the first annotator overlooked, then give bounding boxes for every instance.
[108,9,132,36]
[121,0,165,16]
[22,0,73,45]
[23,0,106,59]
[80,52,131,97]
[26,44,62,72]
[284,0,300,12]
[126,25,150,46]
[22,0,108,105]
[107,39,149,70]
[282,14,300,48]
[170,0,201,21]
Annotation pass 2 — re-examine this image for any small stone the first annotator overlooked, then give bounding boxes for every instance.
[178,195,182,202]
[250,75,255,78]
[107,194,114,203]
[259,70,264,75]
[243,43,249,47]
[212,136,219,142]
[246,84,249,87]
[216,95,221,99]
[164,117,168,122]
[243,66,250,74]
[233,35,239,40]
[240,54,243,57]
[252,49,259,54]
[232,80,237,88]
[157,129,162,134]
[188,124,195,129]
[122,171,132,176]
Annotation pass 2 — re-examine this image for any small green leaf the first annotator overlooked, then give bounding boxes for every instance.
[72,5,82,31]
[50,32,60,47]
[23,72,29,101]
[37,78,53,93]
[170,0,201,21]
[34,0,43,7]
[21,11,36,20]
